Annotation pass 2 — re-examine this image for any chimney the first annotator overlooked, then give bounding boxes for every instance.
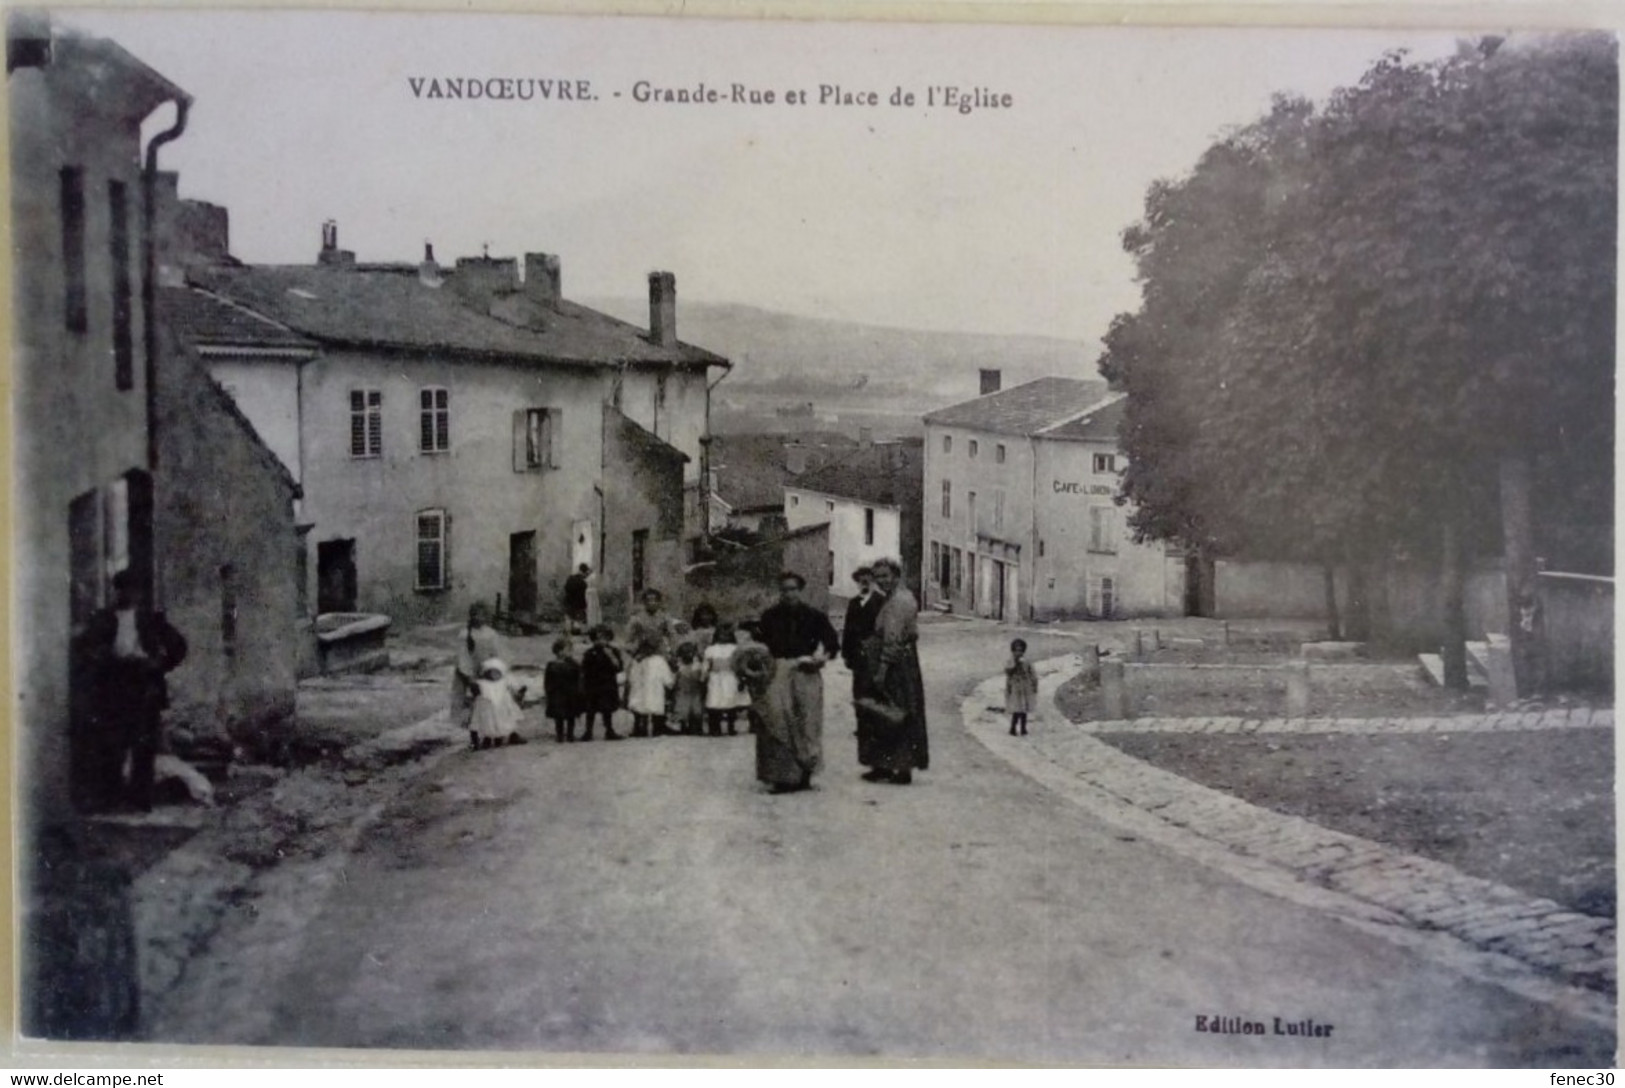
[979,368,1002,396]
[524,252,562,311]
[419,242,443,288]
[7,10,52,72]
[649,271,677,348]
[451,254,519,307]
[317,220,354,267]
[858,427,873,448]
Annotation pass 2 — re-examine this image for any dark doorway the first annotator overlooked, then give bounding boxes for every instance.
[68,489,101,811]
[317,539,357,614]
[1185,555,1216,617]
[508,531,538,616]
[992,559,1007,621]
[631,529,649,598]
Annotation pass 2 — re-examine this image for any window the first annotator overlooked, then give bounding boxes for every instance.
[952,547,963,593]
[791,495,800,508]
[350,390,382,458]
[967,491,977,534]
[996,444,1006,464]
[1089,506,1118,554]
[864,507,875,546]
[993,490,1004,531]
[969,439,979,459]
[826,500,835,514]
[1093,452,1118,475]
[631,529,648,596]
[930,541,940,585]
[416,509,447,590]
[1090,575,1117,618]
[829,551,835,586]
[109,180,132,390]
[419,387,449,453]
[60,167,86,334]
[514,408,559,470]
[941,479,951,519]
[1039,539,1046,558]
[219,563,238,657]
[943,434,952,454]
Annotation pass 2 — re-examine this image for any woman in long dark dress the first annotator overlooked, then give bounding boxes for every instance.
[861,558,929,785]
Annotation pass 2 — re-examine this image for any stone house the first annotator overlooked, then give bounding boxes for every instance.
[783,437,924,600]
[171,229,729,627]
[922,374,1183,622]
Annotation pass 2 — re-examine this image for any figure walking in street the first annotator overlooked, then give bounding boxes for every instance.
[703,621,742,736]
[859,558,929,785]
[579,625,625,741]
[842,565,886,773]
[754,571,840,793]
[78,569,188,812]
[1006,638,1038,737]
[544,637,582,743]
[562,564,591,636]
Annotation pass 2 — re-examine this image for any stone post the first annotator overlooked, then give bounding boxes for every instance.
[1485,633,1517,709]
[1285,660,1311,718]
[1132,629,1144,659]
[1101,660,1130,721]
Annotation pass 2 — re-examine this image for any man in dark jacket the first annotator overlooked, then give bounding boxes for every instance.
[562,564,591,634]
[841,566,886,768]
[77,570,187,812]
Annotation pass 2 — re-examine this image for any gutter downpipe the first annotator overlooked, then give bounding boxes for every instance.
[140,97,189,610]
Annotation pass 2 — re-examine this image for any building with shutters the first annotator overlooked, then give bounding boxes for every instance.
[168,226,728,626]
[922,373,1184,622]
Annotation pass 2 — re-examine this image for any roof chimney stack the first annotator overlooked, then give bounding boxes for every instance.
[979,368,1002,396]
[649,271,677,348]
[525,252,562,311]
[317,220,354,267]
[419,241,443,287]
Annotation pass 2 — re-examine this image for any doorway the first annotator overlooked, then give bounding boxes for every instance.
[316,539,357,614]
[631,529,649,597]
[1185,555,1216,617]
[509,531,538,616]
[992,559,1007,621]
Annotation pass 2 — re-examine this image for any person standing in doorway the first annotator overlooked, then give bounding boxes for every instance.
[754,571,840,793]
[80,570,188,811]
[562,564,591,635]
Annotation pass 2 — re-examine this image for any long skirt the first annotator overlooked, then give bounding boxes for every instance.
[755,663,824,786]
[865,643,930,775]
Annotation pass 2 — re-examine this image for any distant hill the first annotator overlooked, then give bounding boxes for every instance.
[581,298,1103,410]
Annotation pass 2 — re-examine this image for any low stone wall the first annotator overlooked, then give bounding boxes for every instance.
[1538,572,1613,694]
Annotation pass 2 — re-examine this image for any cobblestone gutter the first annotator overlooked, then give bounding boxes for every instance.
[961,653,1617,1031]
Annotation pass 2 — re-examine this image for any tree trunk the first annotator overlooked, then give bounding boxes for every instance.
[1499,452,1536,696]
[1346,560,1371,642]
[1440,516,1470,691]
[1321,562,1342,641]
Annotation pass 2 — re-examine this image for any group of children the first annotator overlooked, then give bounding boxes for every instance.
[540,619,758,744]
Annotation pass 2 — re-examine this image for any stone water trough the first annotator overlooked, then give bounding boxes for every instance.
[314,612,391,675]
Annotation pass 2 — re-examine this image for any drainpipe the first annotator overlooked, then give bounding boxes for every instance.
[140,97,190,611]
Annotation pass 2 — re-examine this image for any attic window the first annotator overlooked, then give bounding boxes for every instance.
[287,288,318,300]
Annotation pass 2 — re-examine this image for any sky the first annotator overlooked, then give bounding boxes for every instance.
[71,9,1466,344]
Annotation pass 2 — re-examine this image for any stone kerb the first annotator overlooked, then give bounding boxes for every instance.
[960,653,1616,1028]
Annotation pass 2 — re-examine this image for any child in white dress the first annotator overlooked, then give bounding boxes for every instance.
[703,622,742,736]
[626,638,675,738]
[469,659,530,750]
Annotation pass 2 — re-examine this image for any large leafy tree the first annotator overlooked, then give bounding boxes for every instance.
[1104,34,1616,683]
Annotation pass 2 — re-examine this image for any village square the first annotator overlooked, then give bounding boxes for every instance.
[9,10,1616,1068]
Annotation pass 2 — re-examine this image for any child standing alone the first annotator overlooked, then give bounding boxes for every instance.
[1005,638,1038,737]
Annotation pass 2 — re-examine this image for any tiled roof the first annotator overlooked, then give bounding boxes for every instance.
[1039,393,1127,442]
[710,434,796,511]
[187,264,728,369]
[788,438,924,509]
[922,376,1109,436]
[161,286,317,353]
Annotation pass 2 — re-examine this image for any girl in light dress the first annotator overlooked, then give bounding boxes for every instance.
[626,636,676,738]
[469,659,530,750]
[703,621,743,737]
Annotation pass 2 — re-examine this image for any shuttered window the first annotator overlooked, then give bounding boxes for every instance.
[513,408,560,471]
[350,390,382,458]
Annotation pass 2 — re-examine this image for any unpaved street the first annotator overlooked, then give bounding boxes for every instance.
[160,624,1610,1064]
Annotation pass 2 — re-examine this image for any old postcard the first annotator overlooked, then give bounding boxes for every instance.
[8,3,1616,1068]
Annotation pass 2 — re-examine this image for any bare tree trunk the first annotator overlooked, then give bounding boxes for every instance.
[1322,562,1342,641]
[1500,452,1536,696]
[1441,516,1469,691]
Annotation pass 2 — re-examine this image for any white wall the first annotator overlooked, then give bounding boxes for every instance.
[786,487,901,597]
[208,358,302,482]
